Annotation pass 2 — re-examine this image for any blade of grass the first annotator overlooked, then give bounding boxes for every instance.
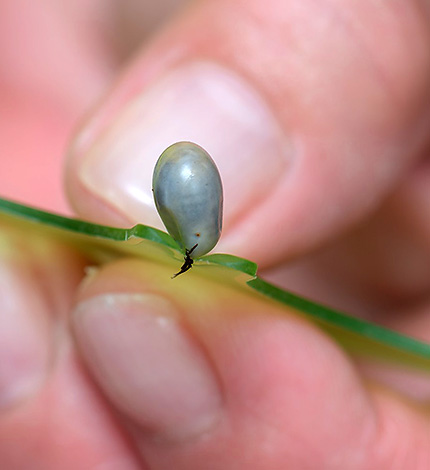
[0,196,429,371]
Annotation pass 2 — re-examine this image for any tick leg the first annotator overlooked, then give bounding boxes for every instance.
[171,244,198,279]
[172,256,194,278]
[188,243,198,256]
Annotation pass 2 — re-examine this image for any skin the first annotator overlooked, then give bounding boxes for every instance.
[0,1,429,469]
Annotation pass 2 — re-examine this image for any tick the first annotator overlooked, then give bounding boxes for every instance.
[152,142,223,277]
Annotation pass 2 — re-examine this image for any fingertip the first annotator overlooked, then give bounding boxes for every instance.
[66,0,430,268]
[71,258,378,468]
[72,291,224,442]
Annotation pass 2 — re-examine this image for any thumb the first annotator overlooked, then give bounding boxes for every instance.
[66,0,430,267]
[71,259,429,469]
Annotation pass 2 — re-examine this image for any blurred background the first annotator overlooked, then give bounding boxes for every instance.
[0,0,185,212]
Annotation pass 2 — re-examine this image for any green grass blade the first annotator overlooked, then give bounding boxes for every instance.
[0,196,429,372]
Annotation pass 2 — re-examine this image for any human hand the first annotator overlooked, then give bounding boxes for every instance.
[2,1,430,468]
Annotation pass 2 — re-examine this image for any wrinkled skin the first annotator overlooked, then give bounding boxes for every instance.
[0,1,429,469]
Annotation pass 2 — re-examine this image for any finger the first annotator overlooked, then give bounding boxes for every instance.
[0,231,52,411]
[66,0,430,267]
[0,231,143,469]
[71,258,429,469]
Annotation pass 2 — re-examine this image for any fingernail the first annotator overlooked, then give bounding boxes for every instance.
[77,62,288,228]
[0,253,50,409]
[72,293,223,441]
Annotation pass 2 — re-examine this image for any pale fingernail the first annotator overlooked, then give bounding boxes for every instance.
[77,62,289,229]
[0,253,51,409]
[72,293,223,441]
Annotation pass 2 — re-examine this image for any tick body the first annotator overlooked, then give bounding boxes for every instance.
[153,142,223,277]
